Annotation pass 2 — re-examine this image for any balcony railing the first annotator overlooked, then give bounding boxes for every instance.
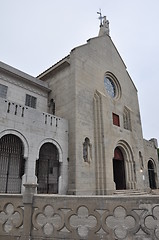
[5,100,27,117]
[0,98,67,130]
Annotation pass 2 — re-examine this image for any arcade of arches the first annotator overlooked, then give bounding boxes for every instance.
[0,134,158,194]
[0,134,60,194]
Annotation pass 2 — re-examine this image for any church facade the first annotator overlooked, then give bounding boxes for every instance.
[0,17,158,195]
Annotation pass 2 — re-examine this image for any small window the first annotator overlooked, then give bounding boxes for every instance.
[25,94,37,108]
[139,151,144,170]
[123,107,131,131]
[113,113,120,127]
[0,84,8,98]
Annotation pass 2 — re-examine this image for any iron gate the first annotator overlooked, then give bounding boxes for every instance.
[36,143,59,194]
[0,134,24,193]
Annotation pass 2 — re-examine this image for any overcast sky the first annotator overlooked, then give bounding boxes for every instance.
[1,0,159,143]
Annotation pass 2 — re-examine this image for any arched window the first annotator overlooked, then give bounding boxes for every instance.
[148,160,157,189]
[123,107,131,131]
[83,138,91,163]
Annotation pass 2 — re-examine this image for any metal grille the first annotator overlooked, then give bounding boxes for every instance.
[0,134,24,193]
[36,143,59,194]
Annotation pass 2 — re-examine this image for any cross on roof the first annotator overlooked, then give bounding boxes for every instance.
[97,9,105,26]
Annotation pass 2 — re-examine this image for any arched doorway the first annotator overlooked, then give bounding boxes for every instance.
[36,143,59,194]
[148,160,157,189]
[113,147,126,190]
[0,134,24,193]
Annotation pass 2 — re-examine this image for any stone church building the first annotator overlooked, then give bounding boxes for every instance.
[0,17,158,195]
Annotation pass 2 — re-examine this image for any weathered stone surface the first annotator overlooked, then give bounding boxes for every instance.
[0,61,68,195]
[38,28,159,195]
[1,192,159,239]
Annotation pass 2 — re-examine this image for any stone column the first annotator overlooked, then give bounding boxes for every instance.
[21,183,37,240]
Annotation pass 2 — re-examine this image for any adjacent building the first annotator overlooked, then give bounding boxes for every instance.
[0,61,68,194]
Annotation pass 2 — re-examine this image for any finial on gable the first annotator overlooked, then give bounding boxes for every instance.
[97,9,110,36]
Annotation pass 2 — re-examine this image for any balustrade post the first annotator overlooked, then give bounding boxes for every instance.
[21,183,37,240]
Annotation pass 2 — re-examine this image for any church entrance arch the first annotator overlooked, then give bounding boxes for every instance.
[113,140,136,190]
[36,143,59,194]
[0,134,24,193]
[113,147,126,190]
[148,160,157,189]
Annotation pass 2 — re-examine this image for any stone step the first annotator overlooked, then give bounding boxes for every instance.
[113,189,148,195]
[151,189,159,195]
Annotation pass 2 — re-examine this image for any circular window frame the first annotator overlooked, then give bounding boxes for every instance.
[104,72,121,100]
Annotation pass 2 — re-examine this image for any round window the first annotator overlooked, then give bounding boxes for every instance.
[104,73,121,99]
[104,76,116,98]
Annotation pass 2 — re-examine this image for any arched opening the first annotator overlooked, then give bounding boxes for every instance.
[36,143,59,193]
[113,147,126,190]
[148,160,157,189]
[0,134,24,193]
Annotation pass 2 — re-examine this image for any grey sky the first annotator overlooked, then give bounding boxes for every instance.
[1,0,159,142]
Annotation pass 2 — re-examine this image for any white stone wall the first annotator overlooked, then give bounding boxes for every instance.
[143,138,159,188]
[38,34,158,195]
[0,64,69,194]
[40,61,77,194]
[0,71,48,113]
[1,192,159,239]
[69,35,146,194]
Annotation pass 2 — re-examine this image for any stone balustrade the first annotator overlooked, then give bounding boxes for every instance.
[0,185,159,239]
[0,98,65,129]
[5,100,26,117]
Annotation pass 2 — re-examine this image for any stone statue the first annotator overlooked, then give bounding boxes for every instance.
[97,10,110,36]
[101,16,110,35]
[103,16,109,30]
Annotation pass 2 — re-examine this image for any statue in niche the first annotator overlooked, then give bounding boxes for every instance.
[49,98,55,115]
[83,138,91,163]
